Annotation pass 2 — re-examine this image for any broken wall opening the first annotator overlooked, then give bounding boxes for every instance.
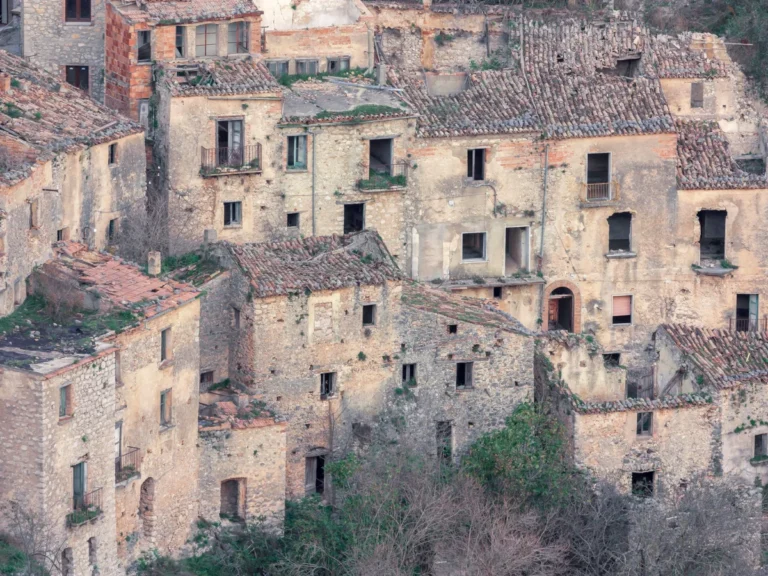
[631,471,654,498]
[220,478,246,521]
[607,212,631,252]
[344,204,365,234]
[139,477,155,540]
[369,138,393,173]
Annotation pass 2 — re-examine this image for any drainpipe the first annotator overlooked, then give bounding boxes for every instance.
[537,144,550,328]
[311,130,317,236]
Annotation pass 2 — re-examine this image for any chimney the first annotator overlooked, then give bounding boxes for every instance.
[0,74,11,94]
[147,251,162,276]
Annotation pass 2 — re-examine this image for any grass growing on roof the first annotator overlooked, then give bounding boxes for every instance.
[315,104,403,120]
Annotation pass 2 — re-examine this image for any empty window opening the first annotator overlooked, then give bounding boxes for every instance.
[216,119,243,167]
[296,60,318,75]
[343,204,365,234]
[62,548,74,576]
[736,294,758,332]
[631,471,654,498]
[200,371,214,386]
[160,389,172,426]
[586,153,610,200]
[287,212,300,228]
[267,60,289,78]
[108,143,117,165]
[232,306,241,329]
[698,210,726,261]
[448,324,457,334]
[57,228,70,242]
[65,0,91,22]
[305,455,326,495]
[456,362,474,389]
[467,148,486,181]
[436,421,452,464]
[175,26,185,58]
[402,363,417,387]
[137,30,151,63]
[612,295,633,325]
[139,478,155,538]
[320,372,336,399]
[220,479,246,521]
[462,232,486,261]
[636,412,652,436]
[608,212,631,252]
[107,218,118,244]
[548,287,574,332]
[223,201,242,227]
[603,353,621,368]
[362,304,376,326]
[505,226,529,273]
[756,434,768,459]
[369,137,394,177]
[493,286,503,299]
[59,384,73,419]
[287,135,307,170]
[228,22,249,55]
[627,374,654,400]
[599,56,640,77]
[88,538,97,565]
[690,82,704,108]
[65,66,89,93]
[327,57,350,74]
[196,24,218,57]
[160,328,171,361]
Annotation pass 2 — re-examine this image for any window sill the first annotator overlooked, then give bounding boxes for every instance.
[63,21,93,26]
[58,415,74,425]
[159,359,174,371]
[223,224,243,230]
[461,259,488,264]
[692,265,737,277]
[159,424,175,434]
[455,386,475,392]
[286,168,308,173]
[136,62,152,66]
[635,435,653,440]
[612,323,633,328]
[579,199,618,209]
[319,395,337,401]
[605,251,637,259]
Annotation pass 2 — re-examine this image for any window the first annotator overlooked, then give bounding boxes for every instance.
[115,351,122,385]
[1,0,8,26]
[287,135,307,170]
[327,57,350,74]
[137,30,151,63]
[736,294,758,332]
[436,421,452,464]
[57,228,70,242]
[223,201,242,227]
[603,353,621,368]
[467,148,485,181]
[228,22,249,54]
[108,143,117,165]
[232,306,241,329]
[493,286,503,299]
[636,412,652,436]
[29,199,39,229]
[200,371,214,386]
[320,372,336,399]
[267,60,289,78]
[160,389,172,426]
[462,232,486,261]
[287,212,300,228]
[691,82,704,108]
[305,455,325,495]
[59,384,73,418]
[343,204,365,234]
[65,65,89,92]
[755,434,768,459]
[196,24,218,57]
[698,210,726,261]
[175,26,185,58]
[107,218,118,244]
[586,153,611,200]
[216,119,243,166]
[160,328,171,361]
[296,60,318,75]
[448,324,457,334]
[631,471,654,498]
[72,462,86,507]
[456,362,473,389]
[612,295,632,325]
[220,478,246,520]
[362,304,376,326]
[88,538,97,565]
[402,363,417,387]
[65,0,91,22]
[608,212,631,252]
[505,227,530,274]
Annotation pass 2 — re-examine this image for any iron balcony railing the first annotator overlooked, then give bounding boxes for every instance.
[586,181,611,201]
[67,488,103,527]
[201,144,262,176]
[115,447,141,483]
[730,317,767,332]
[358,161,408,191]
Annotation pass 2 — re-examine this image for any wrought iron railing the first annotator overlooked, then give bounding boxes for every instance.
[67,488,103,526]
[201,144,262,176]
[358,161,408,191]
[730,317,767,332]
[115,447,141,483]
[586,182,611,201]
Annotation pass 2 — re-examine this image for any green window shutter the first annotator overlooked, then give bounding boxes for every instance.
[59,387,67,418]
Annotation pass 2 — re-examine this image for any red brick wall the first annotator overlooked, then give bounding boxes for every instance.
[105,3,132,117]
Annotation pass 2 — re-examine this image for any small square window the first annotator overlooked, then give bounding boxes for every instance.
[65,65,89,92]
[448,324,457,334]
[200,371,214,386]
[59,384,73,419]
[362,304,376,326]
[493,286,502,299]
[287,212,300,228]
[343,203,365,234]
[462,232,486,261]
[603,353,621,368]
[108,143,117,165]
[755,434,768,459]
[631,471,654,498]
[160,388,173,426]
[636,412,652,436]
[320,372,336,399]
[612,295,633,325]
[402,363,417,387]
[232,306,241,329]
[160,328,171,362]
[224,201,242,227]
[456,362,473,389]
[57,227,70,242]
[137,30,152,63]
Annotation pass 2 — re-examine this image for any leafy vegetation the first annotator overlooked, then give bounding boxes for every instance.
[315,104,403,121]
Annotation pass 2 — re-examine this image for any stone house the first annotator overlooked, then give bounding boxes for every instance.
[0,51,146,316]
[197,230,533,498]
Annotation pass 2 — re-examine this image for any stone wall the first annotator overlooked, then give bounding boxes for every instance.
[265,25,371,71]
[198,270,234,389]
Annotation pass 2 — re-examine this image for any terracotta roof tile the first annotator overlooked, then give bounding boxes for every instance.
[648,34,731,79]
[111,0,260,24]
[571,392,714,415]
[161,57,280,97]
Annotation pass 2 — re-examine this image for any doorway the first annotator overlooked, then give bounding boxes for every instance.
[548,287,574,332]
[343,204,365,234]
[217,120,243,167]
[504,227,529,274]
[305,455,326,495]
[220,478,246,521]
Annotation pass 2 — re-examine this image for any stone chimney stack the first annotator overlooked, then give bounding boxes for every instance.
[147,251,162,276]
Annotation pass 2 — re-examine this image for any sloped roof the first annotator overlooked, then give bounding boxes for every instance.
[660,324,768,389]
[0,51,143,186]
[160,57,281,97]
[110,0,260,24]
[676,120,768,190]
[571,392,714,415]
[648,34,731,79]
[228,231,402,298]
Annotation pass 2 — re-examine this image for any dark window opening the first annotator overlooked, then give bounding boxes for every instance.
[612,295,632,325]
[608,212,631,252]
[599,57,640,77]
[755,434,768,459]
[160,328,171,361]
[72,462,86,508]
[287,135,307,170]
[287,212,300,228]
[362,304,376,326]
[627,375,654,400]
[631,471,654,498]
[493,286,502,299]
[548,287,574,332]
[636,412,652,436]
[603,353,621,368]
[320,372,336,399]
[343,204,364,234]
[296,60,318,75]
[224,202,242,227]
[59,384,73,418]
[691,82,704,108]
[436,421,452,464]
[467,148,485,181]
[587,153,610,184]
[138,30,151,63]
[57,228,69,242]
[267,60,289,78]
[65,0,91,22]
[65,66,89,93]
[160,389,172,426]
[200,371,214,386]
[88,538,97,565]
[1,0,9,25]
[228,22,249,55]
[216,120,243,167]
[108,143,117,165]
[456,362,473,389]
[327,57,350,74]
[462,232,486,261]
[736,294,758,332]
[505,227,529,273]
[369,138,394,175]
[402,363,416,387]
[698,210,726,260]
[448,324,458,334]
[220,478,246,521]
[305,455,325,495]
[175,26,185,58]
[232,307,241,329]
[735,157,766,175]
[107,218,118,244]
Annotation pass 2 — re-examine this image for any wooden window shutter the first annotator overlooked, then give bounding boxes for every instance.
[613,295,632,317]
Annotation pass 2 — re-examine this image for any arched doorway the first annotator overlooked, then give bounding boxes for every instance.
[548,287,575,332]
[139,477,155,541]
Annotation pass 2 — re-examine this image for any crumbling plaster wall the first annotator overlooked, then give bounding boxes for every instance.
[259,0,363,31]
[718,386,768,486]
[660,78,737,120]
[198,270,233,388]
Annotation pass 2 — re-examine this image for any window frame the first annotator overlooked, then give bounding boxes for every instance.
[65,0,91,23]
[296,59,319,76]
[690,82,704,108]
[200,371,214,386]
[107,218,118,244]
[607,212,632,253]
[636,411,653,437]
[227,21,249,55]
[586,152,611,184]
[287,212,300,228]
[467,148,486,181]
[611,294,633,326]
[461,232,487,263]
[456,362,474,390]
[267,60,289,78]
[362,304,376,327]
[137,30,152,63]
[160,388,173,427]
[160,328,171,362]
[175,26,185,58]
[326,56,350,74]
[755,433,768,459]
[320,372,336,400]
[223,201,243,228]
[59,384,73,419]
[286,135,308,170]
[195,23,219,58]
[65,65,89,93]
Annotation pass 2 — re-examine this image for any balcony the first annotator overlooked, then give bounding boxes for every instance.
[67,488,103,527]
[115,447,141,483]
[586,182,611,201]
[201,144,262,177]
[358,162,408,192]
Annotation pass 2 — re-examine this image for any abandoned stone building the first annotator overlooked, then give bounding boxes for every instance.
[0,50,146,316]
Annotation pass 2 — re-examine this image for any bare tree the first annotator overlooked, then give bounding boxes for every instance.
[1,501,66,576]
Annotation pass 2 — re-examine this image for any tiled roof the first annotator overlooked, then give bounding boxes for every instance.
[676,120,768,190]
[111,0,260,24]
[394,68,674,139]
[661,324,768,389]
[0,51,143,185]
[571,392,714,415]
[161,57,280,97]
[648,34,731,79]
[401,282,529,335]
[227,230,402,298]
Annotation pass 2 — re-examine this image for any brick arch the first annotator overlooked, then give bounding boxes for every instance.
[543,280,582,333]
